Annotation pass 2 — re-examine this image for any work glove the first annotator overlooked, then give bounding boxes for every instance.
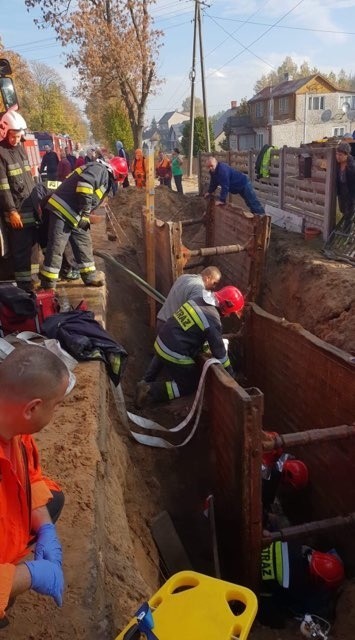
[34,523,63,566]
[24,559,64,607]
[77,216,90,231]
[7,211,23,229]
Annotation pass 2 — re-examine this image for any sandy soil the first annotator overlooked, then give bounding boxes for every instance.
[4,179,354,639]
[104,184,355,640]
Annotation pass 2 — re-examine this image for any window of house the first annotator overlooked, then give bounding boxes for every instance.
[339,95,355,109]
[256,133,264,149]
[255,102,264,118]
[279,97,289,114]
[341,95,355,108]
[333,127,345,137]
[308,96,325,110]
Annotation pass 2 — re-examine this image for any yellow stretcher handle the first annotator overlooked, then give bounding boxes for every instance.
[115,571,258,640]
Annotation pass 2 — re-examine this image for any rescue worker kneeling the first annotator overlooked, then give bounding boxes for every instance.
[135,286,244,408]
[259,541,345,628]
[40,156,128,289]
[0,345,70,626]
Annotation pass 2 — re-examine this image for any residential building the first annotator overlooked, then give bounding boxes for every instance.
[225,115,256,151]
[157,111,190,132]
[168,123,186,151]
[248,75,355,147]
[213,101,239,150]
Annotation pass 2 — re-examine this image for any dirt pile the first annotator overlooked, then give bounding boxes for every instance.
[262,227,355,355]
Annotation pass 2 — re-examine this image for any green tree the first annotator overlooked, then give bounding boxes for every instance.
[253,56,355,95]
[181,116,214,156]
[181,96,204,116]
[209,110,225,127]
[237,97,249,115]
[104,102,134,153]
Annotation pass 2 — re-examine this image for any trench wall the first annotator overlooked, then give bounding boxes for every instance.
[245,304,355,568]
[204,365,263,590]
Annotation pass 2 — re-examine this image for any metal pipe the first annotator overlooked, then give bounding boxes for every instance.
[262,512,355,544]
[181,217,206,226]
[185,242,248,257]
[263,425,355,452]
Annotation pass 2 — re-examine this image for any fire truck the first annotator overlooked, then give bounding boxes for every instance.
[33,131,74,159]
[23,134,41,178]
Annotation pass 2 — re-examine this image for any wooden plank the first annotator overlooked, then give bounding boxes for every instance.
[145,151,156,327]
[151,511,193,576]
[323,146,337,240]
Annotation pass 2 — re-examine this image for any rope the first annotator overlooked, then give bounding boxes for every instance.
[94,250,166,304]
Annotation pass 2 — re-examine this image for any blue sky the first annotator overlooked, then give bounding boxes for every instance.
[1,0,355,126]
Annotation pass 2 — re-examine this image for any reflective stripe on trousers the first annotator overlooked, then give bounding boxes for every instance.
[40,213,96,285]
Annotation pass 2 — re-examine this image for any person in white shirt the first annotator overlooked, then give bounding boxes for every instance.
[144,266,222,383]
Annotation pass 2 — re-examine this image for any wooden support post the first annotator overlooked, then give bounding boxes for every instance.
[323,146,337,241]
[145,150,156,327]
[278,147,285,210]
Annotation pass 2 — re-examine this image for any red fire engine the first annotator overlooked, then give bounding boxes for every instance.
[23,134,41,178]
[33,132,74,159]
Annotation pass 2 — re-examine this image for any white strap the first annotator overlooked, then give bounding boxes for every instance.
[0,338,15,359]
[128,358,220,448]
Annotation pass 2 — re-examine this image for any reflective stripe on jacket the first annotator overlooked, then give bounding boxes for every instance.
[46,161,112,227]
[0,434,59,617]
[0,141,38,226]
[154,296,232,372]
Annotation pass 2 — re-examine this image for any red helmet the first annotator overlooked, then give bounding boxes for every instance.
[109,156,128,182]
[309,551,345,589]
[281,459,309,489]
[214,286,245,317]
[262,431,283,467]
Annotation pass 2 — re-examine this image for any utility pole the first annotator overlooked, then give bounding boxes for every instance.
[197,1,210,152]
[188,0,198,178]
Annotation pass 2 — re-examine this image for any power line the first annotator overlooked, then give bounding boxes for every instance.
[206,14,355,36]
[205,0,305,79]
[206,13,276,71]
[6,36,57,48]
[204,0,272,58]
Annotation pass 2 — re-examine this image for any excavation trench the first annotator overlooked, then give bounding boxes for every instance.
[2,187,355,640]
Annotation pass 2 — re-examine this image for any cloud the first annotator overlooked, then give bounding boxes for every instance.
[210,69,227,78]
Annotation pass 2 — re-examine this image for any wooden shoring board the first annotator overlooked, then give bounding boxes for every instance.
[145,151,156,327]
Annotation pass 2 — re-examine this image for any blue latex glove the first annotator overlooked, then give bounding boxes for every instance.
[25,560,64,607]
[34,523,62,566]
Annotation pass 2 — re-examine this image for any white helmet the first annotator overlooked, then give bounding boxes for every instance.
[0,110,27,141]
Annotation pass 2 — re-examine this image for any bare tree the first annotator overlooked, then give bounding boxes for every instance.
[25,0,162,147]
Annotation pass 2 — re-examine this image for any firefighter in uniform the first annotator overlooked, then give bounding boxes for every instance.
[0,111,40,292]
[40,156,128,289]
[135,286,245,408]
[259,541,345,628]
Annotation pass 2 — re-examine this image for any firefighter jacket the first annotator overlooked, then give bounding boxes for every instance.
[0,434,59,618]
[46,161,114,228]
[0,140,39,226]
[259,542,333,626]
[42,309,128,386]
[154,296,233,373]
